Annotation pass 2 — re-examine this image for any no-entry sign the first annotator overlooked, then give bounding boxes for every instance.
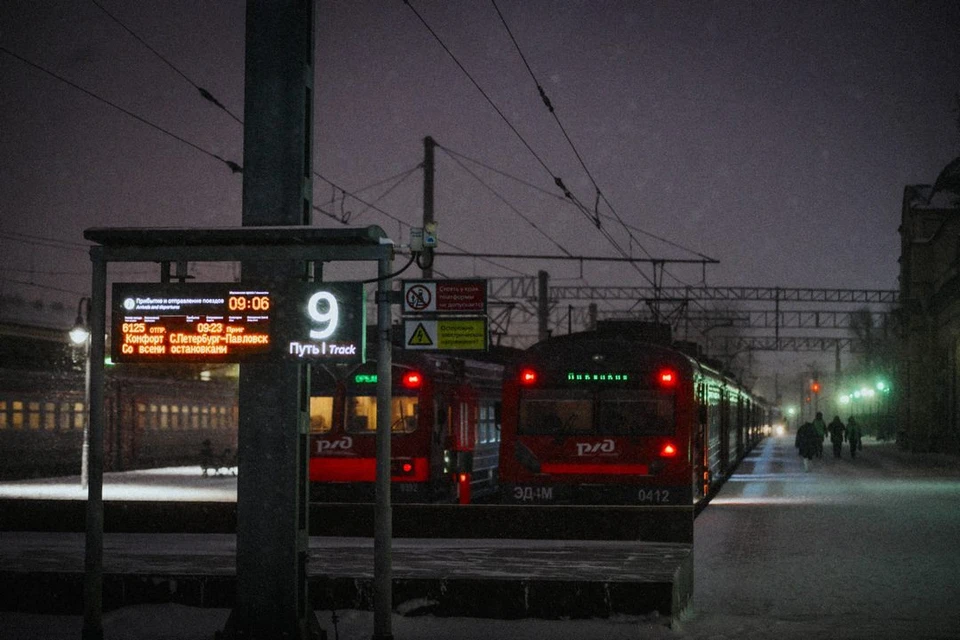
[402,279,487,314]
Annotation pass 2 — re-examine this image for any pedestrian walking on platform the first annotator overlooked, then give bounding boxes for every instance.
[812,412,827,458]
[828,415,846,458]
[847,416,863,459]
[795,421,819,472]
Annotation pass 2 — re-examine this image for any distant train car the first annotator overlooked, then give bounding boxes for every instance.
[0,367,238,479]
[308,350,506,503]
[498,329,766,506]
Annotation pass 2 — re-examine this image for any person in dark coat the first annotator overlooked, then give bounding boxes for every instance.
[846,416,863,459]
[828,415,846,458]
[812,412,827,457]
[795,421,819,472]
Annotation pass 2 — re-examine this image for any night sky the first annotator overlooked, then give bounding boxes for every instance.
[2,1,959,394]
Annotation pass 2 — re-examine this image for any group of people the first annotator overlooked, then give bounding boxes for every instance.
[795,411,862,471]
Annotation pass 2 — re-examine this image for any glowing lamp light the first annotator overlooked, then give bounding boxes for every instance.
[658,370,676,386]
[839,395,850,404]
[69,325,90,345]
[402,371,422,389]
[459,473,468,482]
[519,368,538,385]
[402,462,413,473]
[660,442,678,457]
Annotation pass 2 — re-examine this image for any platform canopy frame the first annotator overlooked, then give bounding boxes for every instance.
[79,225,395,640]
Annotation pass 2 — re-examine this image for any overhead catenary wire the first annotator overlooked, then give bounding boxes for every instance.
[437,144,715,262]
[403,2,662,286]
[0,46,242,174]
[442,151,575,257]
[87,0,242,124]
[402,0,598,231]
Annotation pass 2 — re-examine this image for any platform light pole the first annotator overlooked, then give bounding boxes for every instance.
[70,296,92,490]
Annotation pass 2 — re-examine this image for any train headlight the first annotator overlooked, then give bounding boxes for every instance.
[660,442,678,457]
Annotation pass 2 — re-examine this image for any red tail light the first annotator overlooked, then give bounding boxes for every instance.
[402,371,422,389]
[658,369,676,386]
[660,442,678,457]
[459,473,468,482]
[519,368,538,385]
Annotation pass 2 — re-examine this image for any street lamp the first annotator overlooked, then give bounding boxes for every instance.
[70,297,92,489]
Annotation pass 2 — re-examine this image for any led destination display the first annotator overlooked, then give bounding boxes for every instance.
[112,283,273,362]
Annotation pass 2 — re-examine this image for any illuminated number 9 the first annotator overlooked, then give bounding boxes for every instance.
[307,291,339,340]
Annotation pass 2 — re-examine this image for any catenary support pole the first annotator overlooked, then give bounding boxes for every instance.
[422,136,435,279]
[373,253,394,639]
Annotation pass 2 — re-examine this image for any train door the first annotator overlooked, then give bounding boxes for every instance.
[719,389,730,475]
[695,381,708,499]
[736,396,745,459]
[430,392,450,499]
[450,384,478,504]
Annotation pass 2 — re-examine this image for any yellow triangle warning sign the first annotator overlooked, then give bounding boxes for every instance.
[408,322,434,346]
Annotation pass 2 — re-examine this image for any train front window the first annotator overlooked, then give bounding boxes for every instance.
[597,389,674,435]
[518,389,592,436]
[309,396,334,433]
[346,395,419,434]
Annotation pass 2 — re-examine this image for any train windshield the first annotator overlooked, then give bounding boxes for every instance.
[309,397,334,433]
[518,389,592,435]
[346,395,419,434]
[519,388,674,436]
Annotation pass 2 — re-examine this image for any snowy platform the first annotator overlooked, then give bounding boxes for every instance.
[0,532,693,621]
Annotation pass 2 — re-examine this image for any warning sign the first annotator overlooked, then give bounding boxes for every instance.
[403,318,487,351]
[407,322,434,346]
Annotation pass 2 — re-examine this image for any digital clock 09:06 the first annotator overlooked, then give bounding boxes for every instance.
[227,295,270,312]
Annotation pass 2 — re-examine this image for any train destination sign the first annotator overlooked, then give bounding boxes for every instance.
[402,279,487,314]
[112,283,273,362]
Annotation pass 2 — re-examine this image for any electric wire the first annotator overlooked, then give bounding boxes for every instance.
[0,46,242,173]
[402,0,599,231]
[489,1,711,288]
[403,3,659,284]
[0,276,87,296]
[0,232,90,252]
[87,0,242,124]
[442,151,574,257]
[437,143,715,263]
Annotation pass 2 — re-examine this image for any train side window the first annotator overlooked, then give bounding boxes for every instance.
[309,396,334,433]
[28,401,40,429]
[171,405,179,429]
[44,402,56,430]
[59,402,70,430]
[160,405,169,430]
[0,400,6,429]
[191,406,199,429]
[344,396,418,434]
[12,401,24,429]
[201,407,209,428]
[72,402,84,429]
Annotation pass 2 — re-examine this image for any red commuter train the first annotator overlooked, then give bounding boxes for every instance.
[498,326,768,506]
[308,349,507,503]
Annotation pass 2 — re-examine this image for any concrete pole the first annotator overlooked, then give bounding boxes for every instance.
[373,256,394,640]
[422,136,435,279]
[538,270,549,342]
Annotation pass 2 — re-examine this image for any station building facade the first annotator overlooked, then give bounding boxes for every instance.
[898,157,960,453]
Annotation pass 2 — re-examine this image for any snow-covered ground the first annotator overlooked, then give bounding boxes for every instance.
[2,436,960,639]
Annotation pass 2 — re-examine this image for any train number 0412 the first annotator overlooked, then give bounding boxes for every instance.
[637,489,671,504]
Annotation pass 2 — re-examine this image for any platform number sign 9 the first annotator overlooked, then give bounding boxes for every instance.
[282,282,365,363]
[307,290,339,340]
